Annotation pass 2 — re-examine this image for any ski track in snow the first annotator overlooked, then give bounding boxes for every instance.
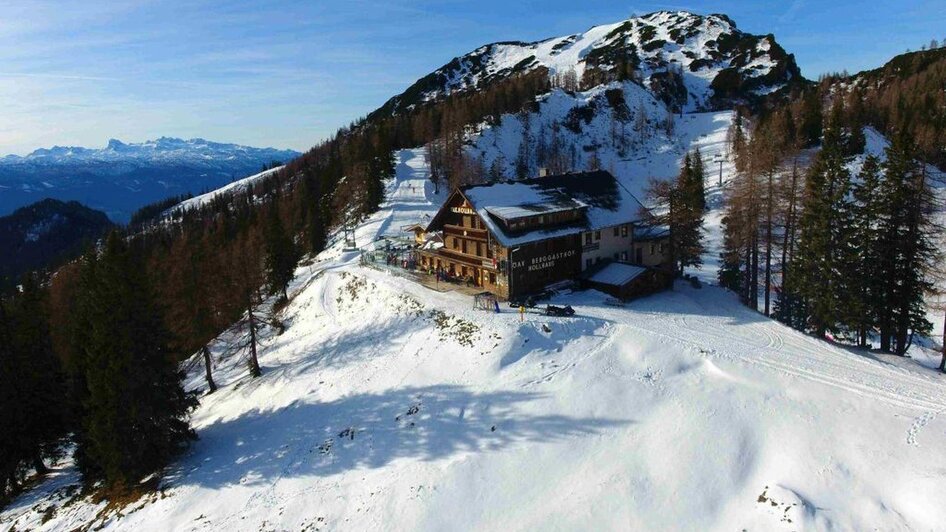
[5,117,946,532]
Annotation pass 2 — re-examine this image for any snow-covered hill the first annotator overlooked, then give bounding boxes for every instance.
[0,138,300,222]
[5,144,945,532]
[375,11,801,118]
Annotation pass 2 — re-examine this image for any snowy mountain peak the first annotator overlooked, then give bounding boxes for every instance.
[106,138,127,150]
[7,136,297,164]
[374,10,801,117]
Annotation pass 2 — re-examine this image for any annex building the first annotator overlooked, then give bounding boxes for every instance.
[418,170,671,300]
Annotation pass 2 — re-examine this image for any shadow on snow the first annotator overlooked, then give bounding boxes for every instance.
[166,385,630,490]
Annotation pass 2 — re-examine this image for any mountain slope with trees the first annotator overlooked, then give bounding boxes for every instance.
[0,199,113,290]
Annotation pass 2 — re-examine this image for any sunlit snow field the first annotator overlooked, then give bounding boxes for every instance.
[4,115,945,532]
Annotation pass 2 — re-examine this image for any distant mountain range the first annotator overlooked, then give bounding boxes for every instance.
[0,198,113,288]
[0,137,301,222]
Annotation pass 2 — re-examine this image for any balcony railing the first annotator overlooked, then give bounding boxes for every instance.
[435,248,498,269]
[444,224,488,239]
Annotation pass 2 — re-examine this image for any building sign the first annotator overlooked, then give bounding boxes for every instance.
[512,250,578,272]
[451,206,476,215]
[507,235,581,297]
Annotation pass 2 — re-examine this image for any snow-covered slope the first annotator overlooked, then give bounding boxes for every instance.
[0,138,300,222]
[375,11,801,117]
[466,81,733,206]
[5,147,945,532]
[170,166,286,214]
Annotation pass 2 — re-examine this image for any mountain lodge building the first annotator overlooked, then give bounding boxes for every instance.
[418,170,671,300]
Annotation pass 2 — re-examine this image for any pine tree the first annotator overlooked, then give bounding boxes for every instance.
[791,110,854,337]
[0,297,22,497]
[876,131,937,354]
[425,139,444,193]
[690,147,706,211]
[718,212,745,296]
[77,231,196,488]
[797,89,823,147]
[8,274,67,477]
[302,174,327,255]
[224,233,265,378]
[774,159,805,329]
[165,236,218,394]
[264,201,298,302]
[65,251,101,479]
[720,128,764,309]
[488,154,507,181]
[648,153,705,274]
[747,122,781,317]
[844,155,883,346]
[729,109,748,172]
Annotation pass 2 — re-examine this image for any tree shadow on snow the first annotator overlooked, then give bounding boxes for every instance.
[611,283,773,326]
[165,385,629,490]
[262,312,430,380]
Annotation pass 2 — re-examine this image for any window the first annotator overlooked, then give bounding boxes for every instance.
[659,242,665,253]
[614,253,619,260]
[585,258,593,268]
[621,225,629,237]
[650,243,655,255]
[585,233,592,245]
[613,226,619,237]
[462,240,467,254]
[636,248,643,264]
[594,231,601,241]
[452,237,460,250]
[621,251,628,261]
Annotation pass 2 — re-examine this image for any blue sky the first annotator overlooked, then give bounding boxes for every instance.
[1,0,943,156]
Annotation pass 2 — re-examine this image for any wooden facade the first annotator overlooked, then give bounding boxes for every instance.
[419,193,508,296]
[420,190,587,300]
[420,172,673,301]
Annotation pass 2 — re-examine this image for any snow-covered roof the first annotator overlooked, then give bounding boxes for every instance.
[461,171,647,247]
[587,262,647,286]
[484,197,588,222]
[634,224,670,241]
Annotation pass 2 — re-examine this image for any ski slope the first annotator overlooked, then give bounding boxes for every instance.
[4,143,946,532]
[318,149,446,263]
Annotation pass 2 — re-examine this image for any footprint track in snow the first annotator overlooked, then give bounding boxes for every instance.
[906,410,939,446]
